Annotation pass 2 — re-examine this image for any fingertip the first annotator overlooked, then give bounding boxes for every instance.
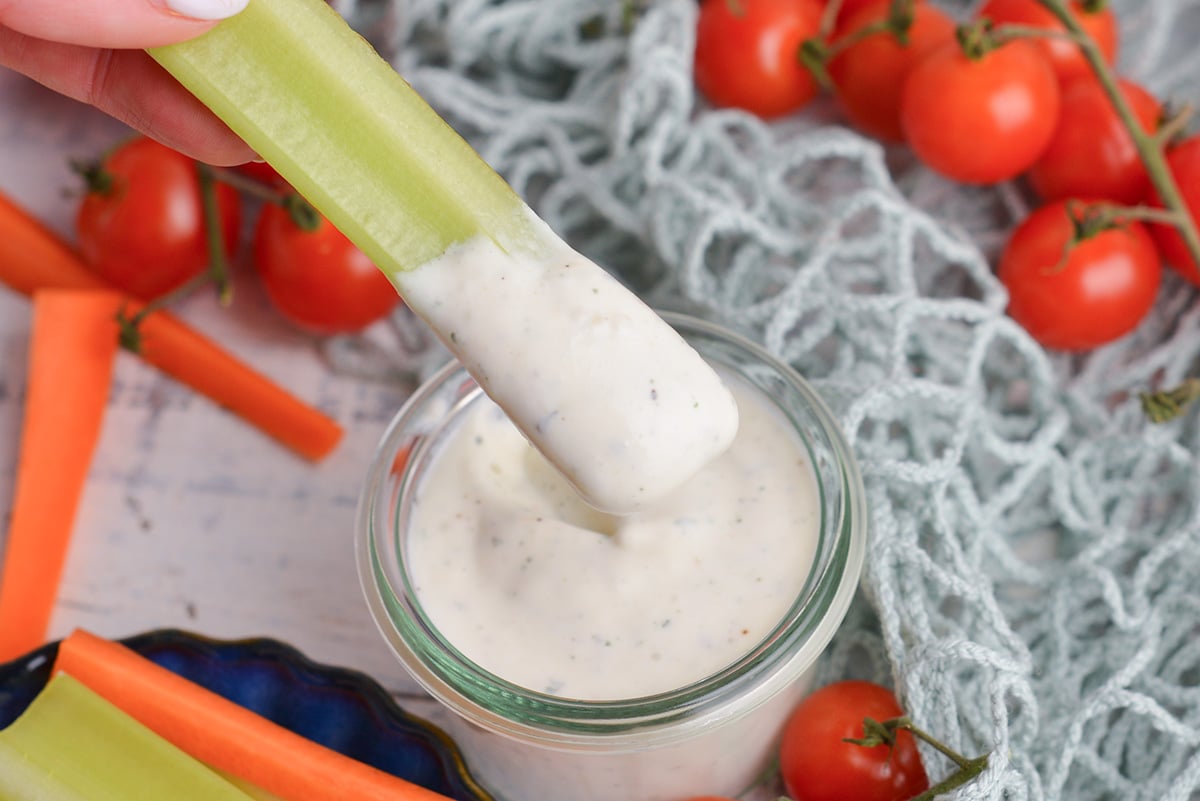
[0,0,245,50]
[152,128,258,166]
[90,50,257,166]
[160,0,250,23]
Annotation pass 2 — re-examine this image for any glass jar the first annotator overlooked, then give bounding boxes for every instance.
[356,313,867,801]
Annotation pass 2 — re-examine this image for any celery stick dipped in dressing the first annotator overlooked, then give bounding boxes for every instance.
[149,0,737,510]
[151,7,826,796]
[396,209,739,513]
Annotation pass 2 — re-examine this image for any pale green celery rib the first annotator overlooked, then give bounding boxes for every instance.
[218,770,289,801]
[0,674,256,801]
[149,0,539,276]
[0,740,90,801]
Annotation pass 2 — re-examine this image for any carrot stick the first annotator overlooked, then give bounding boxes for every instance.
[0,186,343,461]
[0,291,121,662]
[54,629,456,801]
[126,302,343,461]
[0,191,110,295]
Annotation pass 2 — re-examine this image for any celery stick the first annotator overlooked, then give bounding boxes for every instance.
[149,0,539,275]
[0,741,90,801]
[0,674,256,801]
[150,0,741,512]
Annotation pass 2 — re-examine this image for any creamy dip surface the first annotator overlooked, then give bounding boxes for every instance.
[392,209,740,515]
[404,368,820,701]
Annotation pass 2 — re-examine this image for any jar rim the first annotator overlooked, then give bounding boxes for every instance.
[356,313,867,744]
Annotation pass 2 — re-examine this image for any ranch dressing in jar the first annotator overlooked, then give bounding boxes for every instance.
[359,314,867,801]
[405,368,820,700]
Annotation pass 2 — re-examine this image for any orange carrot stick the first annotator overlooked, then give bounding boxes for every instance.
[54,629,456,801]
[0,291,121,662]
[127,302,343,461]
[0,191,110,294]
[0,186,343,461]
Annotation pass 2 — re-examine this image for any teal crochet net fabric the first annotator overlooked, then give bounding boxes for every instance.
[337,1,1200,797]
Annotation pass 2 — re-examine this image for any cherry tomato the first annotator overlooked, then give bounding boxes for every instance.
[828,0,956,142]
[976,0,1118,84]
[253,201,401,334]
[900,39,1060,184]
[999,199,1160,350]
[829,0,885,29]
[1028,77,1161,206]
[779,680,929,801]
[76,136,242,300]
[1150,136,1200,284]
[694,0,824,119]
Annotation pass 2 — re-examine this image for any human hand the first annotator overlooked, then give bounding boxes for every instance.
[0,0,256,165]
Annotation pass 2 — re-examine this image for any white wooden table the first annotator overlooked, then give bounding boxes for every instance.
[0,67,435,708]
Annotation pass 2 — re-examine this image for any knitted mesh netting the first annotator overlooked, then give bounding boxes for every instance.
[330,1,1200,798]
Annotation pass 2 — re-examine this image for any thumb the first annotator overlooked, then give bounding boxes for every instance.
[0,0,249,50]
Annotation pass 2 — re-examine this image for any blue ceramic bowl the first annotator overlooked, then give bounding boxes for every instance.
[0,629,492,801]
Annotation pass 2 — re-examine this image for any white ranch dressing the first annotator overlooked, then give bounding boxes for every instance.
[405,368,820,700]
[392,209,740,514]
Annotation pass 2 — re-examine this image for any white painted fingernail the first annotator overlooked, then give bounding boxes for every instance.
[164,0,249,21]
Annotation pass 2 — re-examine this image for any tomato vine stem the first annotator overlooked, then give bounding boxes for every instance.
[847,715,990,801]
[71,158,115,196]
[1153,103,1195,149]
[983,21,1078,47]
[817,0,845,39]
[1141,378,1200,423]
[980,1,1200,423]
[282,193,322,232]
[209,166,322,233]
[801,0,917,83]
[955,19,999,59]
[1072,201,1186,231]
[114,270,215,353]
[114,162,232,352]
[826,17,904,59]
[195,163,233,306]
[1033,0,1200,271]
[209,165,286,201]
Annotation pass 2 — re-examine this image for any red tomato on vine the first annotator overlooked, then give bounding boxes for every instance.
[778,681,929,801]
[829,0,885,29]
[75,136,242,300]
[253,201,400,334]
[900,38,1060,184]
[828,0,956,142]
[1150,136,1200,284]
[999,199,1161,351]
[1028,77,1162,206]
[694,0,824,118]
[976,0,1118,84]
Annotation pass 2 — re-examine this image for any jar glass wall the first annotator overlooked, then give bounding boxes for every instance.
[357,314,867,801]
